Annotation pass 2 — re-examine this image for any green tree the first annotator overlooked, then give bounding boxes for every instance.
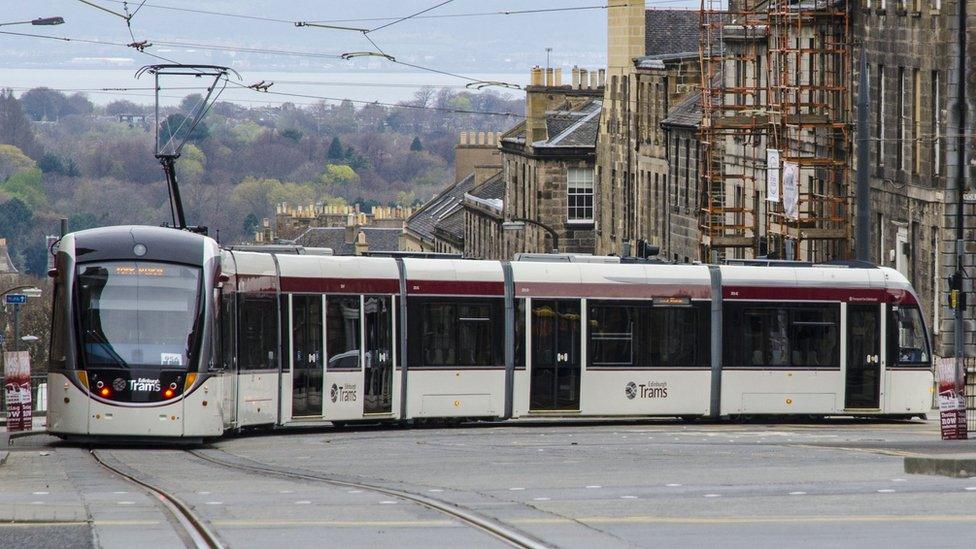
[1,168,46,208]
[37,153,65,175]
[177,143,207,184]
[410,136,423,152]
[0,144,36,180]
[0,89,41,158]
[317,164,359,197]
[327,136,344,159]
[19,87,68,121]
[159,113,210,150]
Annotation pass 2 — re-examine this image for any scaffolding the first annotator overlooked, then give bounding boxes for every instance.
[698,0,852,261]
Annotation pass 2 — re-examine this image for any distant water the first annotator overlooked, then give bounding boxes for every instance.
[0,68,528,107]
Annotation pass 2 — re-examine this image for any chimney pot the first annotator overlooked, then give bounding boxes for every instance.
[554,68,562,87]
[460,131,468,145]
[598,69,606,87]
[572,66,581,88]
[545,67,554,87]
[530,66,543,86]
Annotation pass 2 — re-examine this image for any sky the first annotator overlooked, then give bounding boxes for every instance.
[0,1,698,106]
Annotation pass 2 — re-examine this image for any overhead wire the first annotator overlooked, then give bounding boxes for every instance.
[367,0,455,33]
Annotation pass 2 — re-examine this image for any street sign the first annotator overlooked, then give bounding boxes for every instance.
[4,294,27,304]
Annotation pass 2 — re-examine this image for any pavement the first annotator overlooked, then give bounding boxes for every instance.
[2,416,976,548]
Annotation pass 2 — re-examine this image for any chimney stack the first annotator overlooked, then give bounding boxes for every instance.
[530,66,543,86]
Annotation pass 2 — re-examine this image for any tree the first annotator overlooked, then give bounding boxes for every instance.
[242,213,259,236]
[105,99,144,116]
[159,113,210,150]
[0,144,36,180]
[20,87,68,121]
[410,136,423,152]
[281,128,303,142]
[327,136,344,159]
[65,93,94,116]
[0,89,41,159]
[1,169,47,209]
[179,93,204,117]
[37,153,64,175]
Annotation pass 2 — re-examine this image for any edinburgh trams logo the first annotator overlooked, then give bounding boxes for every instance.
[330,383,357,403]
[129,377,161,392]
[112,378,127,392]
[626,381,668,399]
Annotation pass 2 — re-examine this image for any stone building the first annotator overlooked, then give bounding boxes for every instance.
[271,203,411,242]
[462,171,505,260]
[855,0,976,356]
[595,5,703,256]
[500,67,604,256]
[660,91,705,263]
[402,133,502,254]
[293,225,402,256]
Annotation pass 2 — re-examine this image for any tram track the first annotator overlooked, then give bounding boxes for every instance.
[187,448,550,549]
[89,449,225,549]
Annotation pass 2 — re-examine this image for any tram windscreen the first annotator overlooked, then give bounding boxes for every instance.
[77,261,202,369]
[892,305,930,365]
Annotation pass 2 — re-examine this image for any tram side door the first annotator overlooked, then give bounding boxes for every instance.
[363,296,394,415]
[292,295,324,417]
[530,300,582,411]
[845,303,882,409]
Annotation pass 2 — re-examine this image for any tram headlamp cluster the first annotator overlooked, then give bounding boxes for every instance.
[99,387,111,398]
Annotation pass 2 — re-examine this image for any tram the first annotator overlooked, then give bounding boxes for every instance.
[45,226,933,441]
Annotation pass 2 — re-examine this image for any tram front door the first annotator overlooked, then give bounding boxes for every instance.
[292,295,323,417]
[845,303,881,409]
[530,299,581,411]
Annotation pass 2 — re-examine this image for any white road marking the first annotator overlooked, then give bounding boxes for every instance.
[533,497,551,501]
[585,485,602,489]
[295,501,311,505]
[32,491,49,495]
[279,490,294,494]
[509,487,525,491]
[703,494,721,498]
[197,491,211,495]
[427,489,444,493]
[877,489,895,493]
[891,479,907,482]
[379,500,397,505]
[117,501,135,505]
[30,501,44,505]
[112,491,128,495]
[621,495,639,499]
[666,483,682,487]
[347,490,363,494]
[964,487,976,491]
[205,501,223,505]
[789,491,806,495]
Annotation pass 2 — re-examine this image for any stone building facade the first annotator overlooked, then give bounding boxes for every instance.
[463,171,505,260]
[595,5,703,256]
[500,68,604,257]
[853,1,976,356]
[660,91,705,263]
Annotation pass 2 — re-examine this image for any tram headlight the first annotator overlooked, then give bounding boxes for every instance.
[99,387,110,398]
[163,388,175,399]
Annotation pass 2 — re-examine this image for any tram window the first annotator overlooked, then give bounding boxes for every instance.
[645,306,702,367]
[49,283,67,369]
[790,308,839,367]
[890,305,930,365]
[408,298,504,367]
[238,294,277,370]
[327,296,361,370]
[589,304,635,366]
[587,301,708,368]
[515,299,526,367]
[724,303,839,368]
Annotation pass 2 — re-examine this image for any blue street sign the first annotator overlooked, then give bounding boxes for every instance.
[5,294,27,304]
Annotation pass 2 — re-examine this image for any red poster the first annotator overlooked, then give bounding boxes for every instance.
[936,357,968,440]
[3,351,31,432]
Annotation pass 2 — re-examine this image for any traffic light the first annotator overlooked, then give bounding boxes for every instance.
[948,272,967,310]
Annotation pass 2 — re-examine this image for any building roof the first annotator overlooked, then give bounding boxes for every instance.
[406,172,478,242]
[662,90,702,129]
[360,228,403,252]
[645,10,701,57]
[293,226,401,255]
[433,206,465,243]
[464,170,505,213]
[534,100,602,149]
[294,227,353,255]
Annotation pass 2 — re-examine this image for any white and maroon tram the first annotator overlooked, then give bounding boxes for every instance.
[46,226,933,441]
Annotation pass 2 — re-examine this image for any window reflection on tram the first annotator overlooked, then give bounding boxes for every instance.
[76,261,202,369]
[890,305,930,365]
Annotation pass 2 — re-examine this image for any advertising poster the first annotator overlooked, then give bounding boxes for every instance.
[782,160,799,221]
[3,351,32,432]
[936,357,967,440]
[766,149,780,202]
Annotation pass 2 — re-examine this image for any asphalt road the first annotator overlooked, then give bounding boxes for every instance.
[3,418,976,548]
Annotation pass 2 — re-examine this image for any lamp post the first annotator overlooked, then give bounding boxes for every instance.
[1,286,42,352]
[503,218,560,254]
[0,17,65,27]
